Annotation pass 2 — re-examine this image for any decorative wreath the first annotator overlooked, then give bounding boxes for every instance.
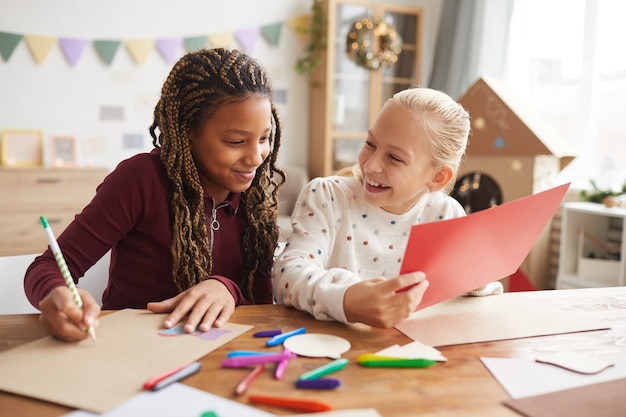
[346,18,402,70]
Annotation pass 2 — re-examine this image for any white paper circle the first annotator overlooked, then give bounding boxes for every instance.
[284,333,351,358]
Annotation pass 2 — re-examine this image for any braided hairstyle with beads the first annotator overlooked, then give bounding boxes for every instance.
[149,48,284,302]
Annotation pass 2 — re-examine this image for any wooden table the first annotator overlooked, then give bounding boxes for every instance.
[0,294,620,417]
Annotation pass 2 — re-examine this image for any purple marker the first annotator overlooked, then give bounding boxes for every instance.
[295,378,341,390]
[253,329,282,338]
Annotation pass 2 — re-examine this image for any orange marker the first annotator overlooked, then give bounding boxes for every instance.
[248,394,333,412]
[235,364,264,395]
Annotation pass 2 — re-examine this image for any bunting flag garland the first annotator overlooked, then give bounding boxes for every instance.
[207,32,234,49]
[93,40,121,66]
[0,31,22,61]
[183,36,208,52]
[260,23,282,47]
[155,37,183,65]
[125,39,154,65]
[24,34,56,65]
[0,14,310,67]
[286,15,311,44]
[59,37,89,67]
[235,27,260,54]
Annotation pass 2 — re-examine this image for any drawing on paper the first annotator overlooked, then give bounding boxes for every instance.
[158,325,231,341]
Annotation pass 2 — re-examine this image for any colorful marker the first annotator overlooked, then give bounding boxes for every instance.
[143,361,202,391]
[298,358,349,380]
[295,378,341,390]
[253,329,282,338]
[274,347,291,379]
[221,350,297,368]
[266,327,306,347]
[235,363,264,395]
[226,350,274,358]
[248,394,333,412]
[40,216,96,344]
[357,353,436,368]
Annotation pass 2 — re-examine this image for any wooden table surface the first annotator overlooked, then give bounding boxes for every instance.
[0,299,618,417]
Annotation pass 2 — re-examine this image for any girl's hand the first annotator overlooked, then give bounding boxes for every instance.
[38,286,101,342]
[147,279,235,333]
[344,271,429,328]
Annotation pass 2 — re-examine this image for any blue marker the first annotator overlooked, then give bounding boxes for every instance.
[266,327,306,347]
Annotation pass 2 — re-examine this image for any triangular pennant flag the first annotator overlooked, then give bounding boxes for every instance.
[125,39,154,66]
[93,40,121,66]
[184,36,208,52]
[207,32,234,49]
[59,37,89,67]
[286,15,311,44]
[260,23,283,47]
[234,27,260,53]
[155,37,182,65]
[0,32,22,61]
[23,34,56,65]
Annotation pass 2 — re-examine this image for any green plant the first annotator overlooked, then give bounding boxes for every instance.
[579,179,626,203]
[294,0,327,75]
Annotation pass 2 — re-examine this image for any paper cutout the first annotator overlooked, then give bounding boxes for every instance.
[155,37,182,65]
[158,325,231,341]
[59,38,89,67]
[284,333,350,359]
[235,27,260,53]
[261,23,283,46]
[24,34,56,64]
[125,39,154,65]
[0,309,252,413]
[400,183,570,311]
[93,40,121,65]
[184,36,208,52]
[0,31,22,61]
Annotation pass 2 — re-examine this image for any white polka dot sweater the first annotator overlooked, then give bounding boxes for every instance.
[272,175,467,323]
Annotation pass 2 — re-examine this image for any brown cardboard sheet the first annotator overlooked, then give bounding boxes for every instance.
[0,309,252,413]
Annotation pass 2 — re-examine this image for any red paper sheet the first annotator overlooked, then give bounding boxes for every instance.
[400,183,570,311]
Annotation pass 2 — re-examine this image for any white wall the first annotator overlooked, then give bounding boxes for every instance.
[0,0,442,172]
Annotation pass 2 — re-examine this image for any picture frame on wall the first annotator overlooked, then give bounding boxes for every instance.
[50,135,77,167]
[0,129,44,167]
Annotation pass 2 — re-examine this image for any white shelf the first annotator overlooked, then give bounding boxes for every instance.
[556,202,625,289]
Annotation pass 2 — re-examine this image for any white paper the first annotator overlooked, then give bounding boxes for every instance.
[62,383,275,417]
[375,341,447,362]
[480,357,626,399]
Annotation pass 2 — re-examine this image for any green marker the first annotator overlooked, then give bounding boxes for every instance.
[298,358,349,380]
[357,353,436,368]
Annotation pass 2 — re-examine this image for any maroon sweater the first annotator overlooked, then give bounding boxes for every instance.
[24,149,273,310]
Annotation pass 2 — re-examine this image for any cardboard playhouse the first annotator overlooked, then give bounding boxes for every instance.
[454,76,576,290]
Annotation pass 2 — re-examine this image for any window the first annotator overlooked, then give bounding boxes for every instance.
[505,0,626,191]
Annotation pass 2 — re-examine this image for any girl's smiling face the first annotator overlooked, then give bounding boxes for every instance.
[358,100,449,214]
[189,96,272,202]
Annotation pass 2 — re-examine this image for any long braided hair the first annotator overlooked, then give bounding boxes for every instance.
[149,48,285,302]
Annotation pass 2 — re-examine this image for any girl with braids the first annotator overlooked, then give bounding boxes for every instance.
[24,48,285,342]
